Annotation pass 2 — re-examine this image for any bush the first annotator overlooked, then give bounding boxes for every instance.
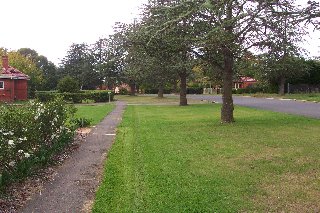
[57,76,80,93]
[0,98,76,188]
[70,117,92,128]
[35,91,114,103]
[232,84,278,94]
[118,88,129,95]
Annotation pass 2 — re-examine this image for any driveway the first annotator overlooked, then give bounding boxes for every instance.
[187,95,320,119]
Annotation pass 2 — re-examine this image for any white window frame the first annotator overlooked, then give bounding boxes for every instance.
[0,81,4,89]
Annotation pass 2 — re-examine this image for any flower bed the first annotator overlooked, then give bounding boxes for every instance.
[0,98,76,188]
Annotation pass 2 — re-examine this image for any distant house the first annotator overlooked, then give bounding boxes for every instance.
[233,76,257,89]
[0,56,30,102]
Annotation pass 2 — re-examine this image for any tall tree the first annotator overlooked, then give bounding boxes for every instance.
[18,48,58,90]
[142,0,196,105]
[145,0,320,122]
[61,43,100,90]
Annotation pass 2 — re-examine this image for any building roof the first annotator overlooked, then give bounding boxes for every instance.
[238,76,257,83]
[0,66,30,80]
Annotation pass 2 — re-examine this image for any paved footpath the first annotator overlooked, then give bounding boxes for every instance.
[20,101,126,213]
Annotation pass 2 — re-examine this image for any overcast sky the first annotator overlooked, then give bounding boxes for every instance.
[1,0,319,65]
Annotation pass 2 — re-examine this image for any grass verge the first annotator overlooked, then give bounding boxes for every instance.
[115,94,204,105]
[74,103,115,126]
[238,93,320,102]
[93,104,320,212]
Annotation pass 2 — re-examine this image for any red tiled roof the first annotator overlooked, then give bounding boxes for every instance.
[0,66,30,80]
[239,77,257,82]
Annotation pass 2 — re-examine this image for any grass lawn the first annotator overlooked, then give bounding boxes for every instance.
[239,93,320,102]
[115,94,204,105]
[93,103,320,212]
[74,103,115,126]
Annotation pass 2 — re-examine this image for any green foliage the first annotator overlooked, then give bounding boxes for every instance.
[0,98,76,188]
[232,84,278,94]
[35,90,114,103]
[60,43,100,90]
[17,48,59,91]
[57,76,80,93]
[70,117,92,128]
[118,88,129,95]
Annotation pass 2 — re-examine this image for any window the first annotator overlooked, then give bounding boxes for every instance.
[0,81,4,89]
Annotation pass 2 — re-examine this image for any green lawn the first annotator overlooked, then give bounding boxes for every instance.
[93,104,320,212]
[115,94,204,104]
[75,103,115,125]
[240,93,320,102]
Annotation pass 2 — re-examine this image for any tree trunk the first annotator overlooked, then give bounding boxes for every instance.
[221,49,234,123]
[130,83,135,96]
[278,76,285,96]
[172,80,178,94]
[179,71,188,106]
[158,85,164,98]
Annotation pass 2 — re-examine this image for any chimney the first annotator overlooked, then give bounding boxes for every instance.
[2,56,9,70]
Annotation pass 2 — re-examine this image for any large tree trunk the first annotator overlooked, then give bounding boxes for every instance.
[221,49,234,123]
[278,76,285,96]
[130,83,136,96]
[158,85,164,98]
[179,71,188,106]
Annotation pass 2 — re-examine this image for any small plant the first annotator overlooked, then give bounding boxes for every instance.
[71,117,92,128]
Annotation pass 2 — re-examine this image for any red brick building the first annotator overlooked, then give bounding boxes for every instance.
[233,76,257,89]
[0,56,30,102]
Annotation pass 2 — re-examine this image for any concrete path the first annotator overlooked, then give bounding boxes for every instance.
[20,101,126,213]
[188,95,320,119]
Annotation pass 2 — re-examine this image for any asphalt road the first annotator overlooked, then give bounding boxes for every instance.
[187,95,320,119]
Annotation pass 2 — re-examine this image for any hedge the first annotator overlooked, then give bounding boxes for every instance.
[144,87,203,94]
[35,91,114,103]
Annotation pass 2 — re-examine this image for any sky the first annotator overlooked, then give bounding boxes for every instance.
[0,0,319,65]
[1,0,148,65]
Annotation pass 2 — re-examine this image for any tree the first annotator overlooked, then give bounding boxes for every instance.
[141,0,196,104]
[91,38,124,89]
[57,76,80,93]
[145,0,320,122]
[18,48,58,90]
[60,43,100,90]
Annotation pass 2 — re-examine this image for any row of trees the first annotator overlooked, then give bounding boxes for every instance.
[1,1,319,123]
[108,0,319,123]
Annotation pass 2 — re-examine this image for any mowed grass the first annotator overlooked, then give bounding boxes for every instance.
[74,103,115,125]
[115,94,204,105]
[93,104,320,212]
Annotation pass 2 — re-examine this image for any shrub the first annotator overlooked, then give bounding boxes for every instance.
[35,91,114,103]
[70,117,92,128]
[118,88,129,95]
[57,76,80,93]
[0,98,76,188]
